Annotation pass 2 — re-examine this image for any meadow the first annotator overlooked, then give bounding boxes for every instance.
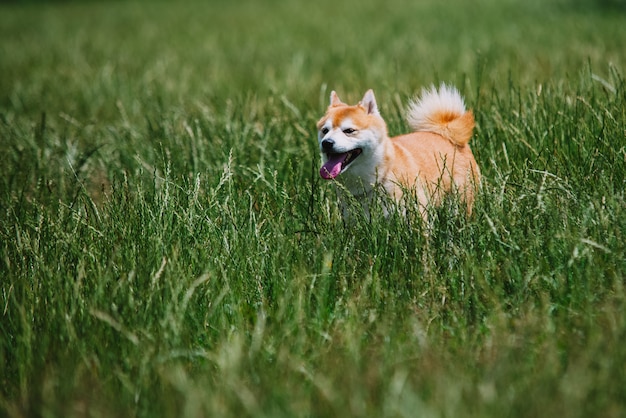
[1,0,626,416]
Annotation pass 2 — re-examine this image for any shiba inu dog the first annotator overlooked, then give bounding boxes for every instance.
[317,84,480,218]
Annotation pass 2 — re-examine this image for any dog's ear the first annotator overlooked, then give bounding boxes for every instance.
[330,91,344,107]
[361,89,380,116]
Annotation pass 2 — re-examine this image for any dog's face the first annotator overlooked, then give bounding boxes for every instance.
[317,90,388,181]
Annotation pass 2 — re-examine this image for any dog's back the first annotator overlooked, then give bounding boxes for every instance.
[383,85,480,212]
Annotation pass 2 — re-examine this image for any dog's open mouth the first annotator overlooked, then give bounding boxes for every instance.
[320,149,363,179]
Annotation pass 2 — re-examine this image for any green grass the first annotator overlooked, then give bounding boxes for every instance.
[2,0,626,416]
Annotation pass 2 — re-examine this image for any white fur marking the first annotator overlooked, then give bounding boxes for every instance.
[339,118,354,131]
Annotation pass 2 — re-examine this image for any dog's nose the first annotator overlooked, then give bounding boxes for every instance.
[321,138,335,151]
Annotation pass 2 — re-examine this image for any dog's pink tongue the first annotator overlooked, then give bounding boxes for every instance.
[320,153,348,179]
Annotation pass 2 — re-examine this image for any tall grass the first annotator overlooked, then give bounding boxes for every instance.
[1,0,626,416]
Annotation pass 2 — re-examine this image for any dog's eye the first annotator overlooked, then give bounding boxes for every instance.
[343,128,357,135]
[321,127,329,135]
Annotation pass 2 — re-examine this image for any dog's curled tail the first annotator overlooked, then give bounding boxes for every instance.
[406,84,475,147]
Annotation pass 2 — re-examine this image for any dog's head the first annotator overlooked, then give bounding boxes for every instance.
[316,90,388,180]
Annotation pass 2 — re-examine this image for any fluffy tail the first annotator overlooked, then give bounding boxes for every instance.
[406,84,475,147]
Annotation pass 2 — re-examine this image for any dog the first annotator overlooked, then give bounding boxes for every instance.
[317,84,480,218]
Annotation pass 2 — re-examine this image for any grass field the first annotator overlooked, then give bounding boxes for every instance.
[2,0,626,416]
